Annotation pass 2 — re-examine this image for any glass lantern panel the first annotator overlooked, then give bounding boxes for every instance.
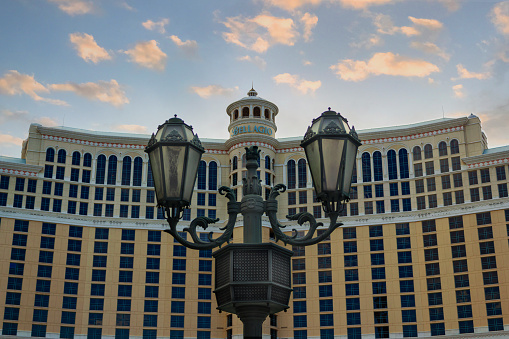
[341,140,358,197]
[148,148,164,202]
[183,147,202,204]
[304,139,322,193]
[322,138,345,192]
[162,146,185,200]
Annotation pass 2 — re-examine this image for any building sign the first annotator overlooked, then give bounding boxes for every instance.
[231,125,273,136]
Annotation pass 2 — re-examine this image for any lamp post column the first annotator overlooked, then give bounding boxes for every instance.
[241,148,263,244]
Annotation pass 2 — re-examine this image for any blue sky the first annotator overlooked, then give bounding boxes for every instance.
[0,0,508,158]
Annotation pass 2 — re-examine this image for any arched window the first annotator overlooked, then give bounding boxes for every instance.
[147,161,154,187]
[451,139,459,154]
[95,155,106,184]
[45,148,55,162]
[57,149,67,164]
[84,153,92,167]
[265,156,270,170]
[197,161,206,190]
[234,110,239,120]
[413,146,421,161]
[133,157,143,186]
[72,151,81,166]
[287,160,296,189]
[209,161,217,190]
[438,141,447,157]
[362,152,371,182]
[399,149,409,179]
[373,151,383,181]
[253,107,261,117]
[121,156,132,186]
[424,144,433,159]
[387,150,397,180]
[242,154,246,168]
[265,109,270,120]
[242,107,249,117]
[232,156,238,170]
[107,155,118,185]
[298,159,307,188]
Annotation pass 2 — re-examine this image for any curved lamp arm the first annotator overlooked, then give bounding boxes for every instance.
[164,186,240,250]
[265,184,343,246]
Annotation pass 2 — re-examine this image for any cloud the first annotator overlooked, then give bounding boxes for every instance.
[36,117,59,127]
[190,85,239,98]
[120,2,136,11]
[0,134,24,147]
[491,1,509,35]
[408,16,443,30]
[0,70,67,105]
[48,0,94,15]
[0,109,59,127]
[113,124,148,134]
[350,34,382,49]
[300,13,318,42]
[221,14,298,53]
[69,33,111,63]
[452,84,464,98]
[273,73,321,94]
[169,35,198,56]
[339,0,396,10]
[260,0,322,11]
[453,64,491,80]
[436,0,461,12]
[303,60,313,65]
[410,41,450,60]
[123,40,167,70]
[49,79,129,107]
[330,52,440,81]
[237,55,267,69]
[142,18,169,34]
[478,100,509,146]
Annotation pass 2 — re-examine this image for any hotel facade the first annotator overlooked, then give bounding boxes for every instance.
[1,88,509,339]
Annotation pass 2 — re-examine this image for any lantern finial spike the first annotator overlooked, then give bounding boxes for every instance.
[328,107,331,111]
[174,114,177,118]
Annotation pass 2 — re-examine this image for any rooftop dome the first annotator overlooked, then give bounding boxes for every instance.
[247,87,258,97]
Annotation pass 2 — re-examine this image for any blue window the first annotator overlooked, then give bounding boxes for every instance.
[370,239,384,251]
[88,328,102,338]
[11,248,26,261]
[52,199,62,212]
[198,302,211,314]
[320,314,333,327]
[197,316,211,328]
[27,179,37,193]
[61,311,76,324]
[12,233,27,246]
[348,328,361,339]
[14,220,29,232]
[400,280,414,292]
[0,175,10,189]
[13,194,23,208]
[0,192,8,206]
[364,185,372,198]
[345,269,358,281]
[133,157,143,186]
[371,253,385,265]
[294,315,307,328]
[121,156,132,186]
[172,273,186,285]
[146,206,154,219]
[486,302,502,316]
[171,315,185,328]
[91,284,105,296]
[82,170,91,183]
[429,307,444,321]
[399,266,413,278]
[70,168,79,182]
[208,161,217,190]
[65,267,79,280]
[118,285,132,297]
[376,201,385,213]
[287,160,296,189]
[145,300,158,312]
[198,288,211,300]
[144,314,157,327]
[60,326,74,339]
[346,284,359,296]
[459,320,474,334]
[6,292,21,305]
[347,312,361,325]
[89,313,103,325]
[33,309,48,322]
[346,298,360,310]
[398,251,412,264]
[121,243,134,254]
[89,298,104,311]
[117,299,130,311]
[37,265,52,278]
[93,204,102,216]
[319,285,333,297]
[373,151,383,181]
[68,239,82,252]
[107,155,117,185]
[401,182,410,195]
[31,324,47,337]
[119,271,133,282]
[63,282,78,295]
[488,318,504,331]
[72,151,81,165]
[25,196,35,209]
[44,165,53,178]
[401,309,416,323]
[199,260,212,272]
[56,166,65,179]
[57,149,67,164]
[15,177,25,191]
[199,274,212,286]
[371,267,385,280]
[372,282,386,294]
[457,305,472,318]
[95,155,106,184]
[293,301,307,313]
[197,161,206,189]
[62,297,77,309]
[197,331,211,339]
[298,159,307,188]
[391,199,400,212]
[403,325,417,337]
[173,259,186,271]
[146,271,159,284]
[147,258,160,270]
[42,181,52,195]
[294,286,306,299]
[430,323,445,336]
[397,237,411,249]
[399,149,409,178]
[171,301,185,313]
[40,236,55,249]
[2,323,18,336]
[172,287,186,299]
[320,299,333,312]
[345,255,358,267]
[3,307,20,321]
[375,184,383,197]
[388,150,397,180]
[67,201,77,214]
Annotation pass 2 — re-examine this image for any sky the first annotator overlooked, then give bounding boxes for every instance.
[0,0,508,158]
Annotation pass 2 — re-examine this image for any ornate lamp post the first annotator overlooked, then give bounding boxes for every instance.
[145,109,361,338]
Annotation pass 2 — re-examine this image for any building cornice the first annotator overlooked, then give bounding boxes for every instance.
[226,98,279,116]
[463,150,509,168]
[0,160,42,177]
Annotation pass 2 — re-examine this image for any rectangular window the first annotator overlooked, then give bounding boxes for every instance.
[453,173,463,187]
[443,192,452,206]
[440,159,449,173]
[498,183,508,198]
[480,168,490,183]
[414,163,423,177]
[455,190,464,204]
[482,186,492,200]
[468,171,478,185]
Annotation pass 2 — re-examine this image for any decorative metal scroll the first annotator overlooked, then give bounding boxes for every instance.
[164,186,240,250]
[265,184,343,246]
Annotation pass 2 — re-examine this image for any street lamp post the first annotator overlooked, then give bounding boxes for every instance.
[145,109,361,338]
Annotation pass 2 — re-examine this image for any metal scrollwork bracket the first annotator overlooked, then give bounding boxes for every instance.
[164,186,240,250]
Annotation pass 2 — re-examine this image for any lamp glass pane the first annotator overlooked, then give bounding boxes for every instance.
[322,138,345,192]
[304,139,322,193]
[162,145,185,200]
[341,140,357,196]
[148,149,164,202]
[182,147,202,203]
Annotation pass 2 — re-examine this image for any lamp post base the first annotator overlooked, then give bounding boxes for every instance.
[236,305,270,339]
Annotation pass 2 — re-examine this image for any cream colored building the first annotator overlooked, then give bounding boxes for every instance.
[1,88,509,339]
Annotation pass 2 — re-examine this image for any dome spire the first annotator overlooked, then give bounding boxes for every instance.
[247,85,258,97]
